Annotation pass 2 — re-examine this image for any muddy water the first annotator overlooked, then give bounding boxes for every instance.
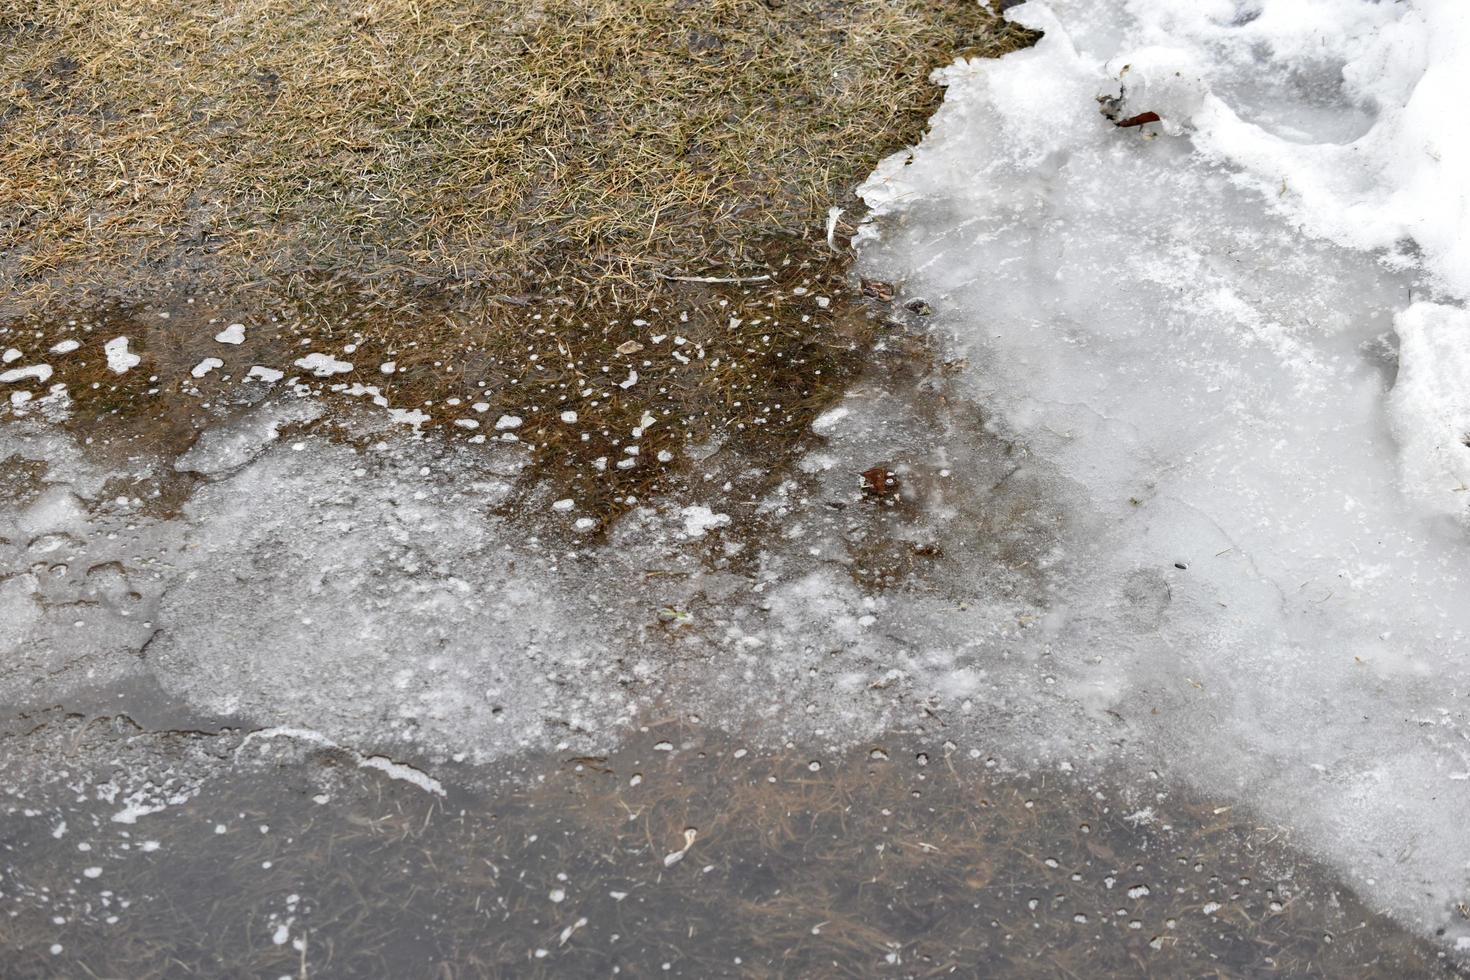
[1,711,1458,979]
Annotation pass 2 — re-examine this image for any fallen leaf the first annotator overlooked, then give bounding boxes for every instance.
[1116,110,1161,128]
[861,278,896,301]
[862,465,900,497]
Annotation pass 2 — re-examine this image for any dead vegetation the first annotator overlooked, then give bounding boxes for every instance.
[2,0,1036,309]
[1,0,1038,521]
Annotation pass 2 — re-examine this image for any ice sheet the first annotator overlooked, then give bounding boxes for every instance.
[856,0,1470,944]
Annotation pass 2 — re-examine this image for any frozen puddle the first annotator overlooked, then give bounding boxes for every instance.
[856,0,1470,948]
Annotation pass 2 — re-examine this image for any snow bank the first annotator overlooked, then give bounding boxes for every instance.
[1000,0,1470,302]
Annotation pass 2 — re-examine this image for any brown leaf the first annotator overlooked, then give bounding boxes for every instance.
[861,277,896,301]
[1116,110,1161,128]
[861,465,899,496]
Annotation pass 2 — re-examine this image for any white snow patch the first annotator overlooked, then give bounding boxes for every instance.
[214,323,246,345]
[0,364,52,385]
[388,407,430,428]
[293,353,353,377]
[104,337,140,374]
[190,357,224,379]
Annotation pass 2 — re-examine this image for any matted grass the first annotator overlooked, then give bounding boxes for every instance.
[2,0,1034,309]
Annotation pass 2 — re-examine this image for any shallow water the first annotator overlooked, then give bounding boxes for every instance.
[3,302,1468,974]
[1,707,1460,978]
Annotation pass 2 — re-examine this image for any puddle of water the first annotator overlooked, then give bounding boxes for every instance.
[1,715,1458,978]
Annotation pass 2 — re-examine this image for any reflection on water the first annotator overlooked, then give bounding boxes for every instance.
[1,714,1459,978]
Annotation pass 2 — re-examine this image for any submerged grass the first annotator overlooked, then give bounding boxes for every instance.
[0,0,1038,521]
[1,716,1456,977]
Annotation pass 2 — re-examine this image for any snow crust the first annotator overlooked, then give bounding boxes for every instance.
[857,0,1470,944]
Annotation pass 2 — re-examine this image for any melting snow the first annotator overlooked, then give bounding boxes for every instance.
[856,0,1470,946]
[4,0,1470,955]
[0,364,52,385]
[103,337,140,374]
[294,353,353,377]
[190,357,224,379]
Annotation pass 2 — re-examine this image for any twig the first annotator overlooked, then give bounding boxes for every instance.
[658,272,772,284]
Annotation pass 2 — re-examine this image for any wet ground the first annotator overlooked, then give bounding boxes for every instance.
[3,281,1469,977]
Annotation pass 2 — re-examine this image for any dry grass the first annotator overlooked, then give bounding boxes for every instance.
[1,0,1035,310]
